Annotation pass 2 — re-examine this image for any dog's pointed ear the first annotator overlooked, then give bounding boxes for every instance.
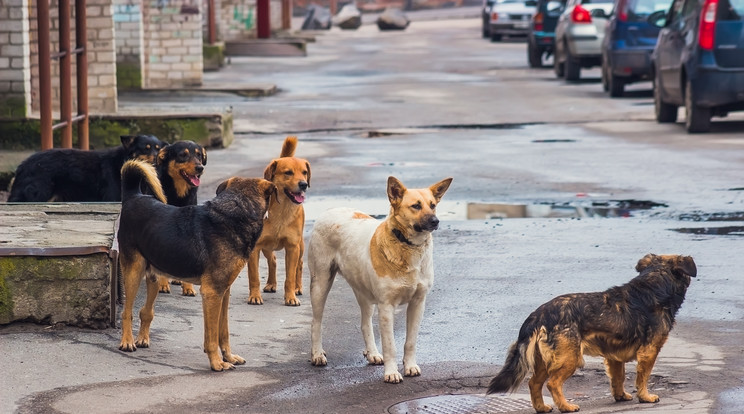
[216,178,234,195]
[387,176,406,207]
[261,180,278,204]
[264,160,278,182]
[120,135,136,149]
[157,147,168,165]
[430,177,453,202]
[675,256,697,278]
[305,161,311,187]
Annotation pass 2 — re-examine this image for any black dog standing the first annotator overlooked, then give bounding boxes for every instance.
[8,135,164,202]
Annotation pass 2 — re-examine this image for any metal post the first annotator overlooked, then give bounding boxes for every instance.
[59,0,73,148]
[37,0,53,150]
[281,0,291,30]
[257,0,270,38]
[76,0,89,150]
[207,0,217,44]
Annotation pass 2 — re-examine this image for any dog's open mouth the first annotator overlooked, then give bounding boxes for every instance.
[180,170,201,187]
[284,189,305,204]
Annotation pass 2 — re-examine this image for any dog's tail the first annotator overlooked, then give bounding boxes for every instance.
[280,135,298,158]
[121,159,167,203]
[487,326,544,395]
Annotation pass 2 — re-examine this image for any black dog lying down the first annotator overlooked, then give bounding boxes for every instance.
[8,135,164,202]
[117,159,276,371]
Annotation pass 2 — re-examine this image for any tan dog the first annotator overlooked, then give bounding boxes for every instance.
[247,136,310,306]
[308,176,453,383]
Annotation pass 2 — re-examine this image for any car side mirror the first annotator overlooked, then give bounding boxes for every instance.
[647,9,668,27]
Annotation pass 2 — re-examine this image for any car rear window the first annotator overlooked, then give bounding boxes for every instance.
[720,0,744,19]
[625,0,673,21]
[581,0,613,4]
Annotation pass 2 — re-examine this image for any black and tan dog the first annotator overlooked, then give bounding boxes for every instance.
[487,254,697,413]
[8,134,164,202]
[153,140,207,297]
[117,159,275,371]
[247,136,310,306]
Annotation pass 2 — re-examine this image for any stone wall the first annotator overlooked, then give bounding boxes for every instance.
[0,0,31,119]
[142,0,203,88]
[207,0,282,42]
[113,0,144,90]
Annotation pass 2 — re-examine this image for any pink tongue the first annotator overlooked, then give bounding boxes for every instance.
[292,193,305,203]
[189,176,201,187]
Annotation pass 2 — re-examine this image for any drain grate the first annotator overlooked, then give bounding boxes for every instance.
[388,394,534,414]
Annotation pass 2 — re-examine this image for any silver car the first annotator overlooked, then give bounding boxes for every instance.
[485,0,538,41]
[553,0,613,80]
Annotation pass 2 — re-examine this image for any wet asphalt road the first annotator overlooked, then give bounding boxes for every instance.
[3,12,744,414]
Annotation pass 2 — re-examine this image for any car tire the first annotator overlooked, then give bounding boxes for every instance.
[491,33,503,42]
[564,48,580,81]
[528,41,542,68]
[482,18,490,38]
[554,43,565,78]
[685,79,711,133]
[654,74,677,123]
[608,74,625,98]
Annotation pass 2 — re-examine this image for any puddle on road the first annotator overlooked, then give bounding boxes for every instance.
[672,226,744,236]
[305,199,665,221]
[678,211,744,221]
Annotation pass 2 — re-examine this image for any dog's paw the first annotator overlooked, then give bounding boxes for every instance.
[181,283,197,296]
[263,284,277,293]
[285,296,301,306]
[384,371,403,384]
[533,403,553,413]
[223,353,246,365]
[170,280,182,285]
[364,351,384,365]
[118,342,137,352]
[295,287,303,296]
[311,352,327,366]
[247,295,264,305]
[158,284,171,294]
[638,393,660,403]
[134,337,150,348]
[211,361,236,371]
[404,364,421,377]
[613,391,633,402]
[556,402,579,412]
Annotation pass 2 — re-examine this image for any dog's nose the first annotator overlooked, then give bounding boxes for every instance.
[299,181,308,191]
[195,164,204,174]
[428,216,439,229]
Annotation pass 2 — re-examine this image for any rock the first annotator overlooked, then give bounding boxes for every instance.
[377,7,410,31]
[334,4,362,30]
[301,5,332,31]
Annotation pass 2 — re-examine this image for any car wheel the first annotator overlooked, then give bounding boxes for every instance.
[553,42,565,78]
[608,73,625,98]
[491,33,503,42]
[685,79,711,133]
[528,41,542,68]
[564,48,580,81]
[654,74,677,123]
[601,60,609,92]
[482,17,489,38]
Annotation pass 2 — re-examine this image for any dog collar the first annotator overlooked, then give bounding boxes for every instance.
[392,228,415,246]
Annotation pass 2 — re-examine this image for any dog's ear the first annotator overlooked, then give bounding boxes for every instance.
[260,180,278,205]
[430,177,453,203]
[120,135,136,149]
[157,147,168,165]
[674,256,697,278]
[216,178,234,195]
[305,161,311,187]
[264,160,278,181]
[635,253,657,272]
[387,176,407,207]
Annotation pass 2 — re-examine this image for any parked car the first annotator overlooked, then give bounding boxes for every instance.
[601,0,673,96]
[651,0,744,132]
[484,0,538,41]
[554,0,615,80]
[527,0,568,67]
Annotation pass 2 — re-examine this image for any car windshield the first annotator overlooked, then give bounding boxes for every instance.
[625,0,673,21]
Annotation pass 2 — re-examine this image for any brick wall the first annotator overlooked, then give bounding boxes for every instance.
[142,0,203,88]
[206,0,282,42]
[26,0,118,115]
[113,0,144,90]
[0,0,31,119]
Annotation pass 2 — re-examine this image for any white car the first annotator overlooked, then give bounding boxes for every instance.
[553,0,613,80]
[483,0,537,41]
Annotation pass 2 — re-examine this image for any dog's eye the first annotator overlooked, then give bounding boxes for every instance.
[284,170,293,176]
[430,203,436,209]
[411,203,422,211]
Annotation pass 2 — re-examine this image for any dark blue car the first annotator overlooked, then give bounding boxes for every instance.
[652,0,744,132]
[601,0,673,96]
[528,0,568,67]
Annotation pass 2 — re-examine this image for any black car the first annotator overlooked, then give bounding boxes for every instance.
[528,0,568,67]
[651,0,744,132]
[601,0,673,96]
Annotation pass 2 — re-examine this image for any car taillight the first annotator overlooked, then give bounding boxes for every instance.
[616,0,628,21]
[533,12,544,31]
[571,5,592,23]
[491,11,499,21]
[699,0,718,50]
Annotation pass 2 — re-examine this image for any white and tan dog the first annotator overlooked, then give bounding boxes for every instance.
[308,176,452,383]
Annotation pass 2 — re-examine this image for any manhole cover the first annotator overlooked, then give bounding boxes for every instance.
[388,394,534,414]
